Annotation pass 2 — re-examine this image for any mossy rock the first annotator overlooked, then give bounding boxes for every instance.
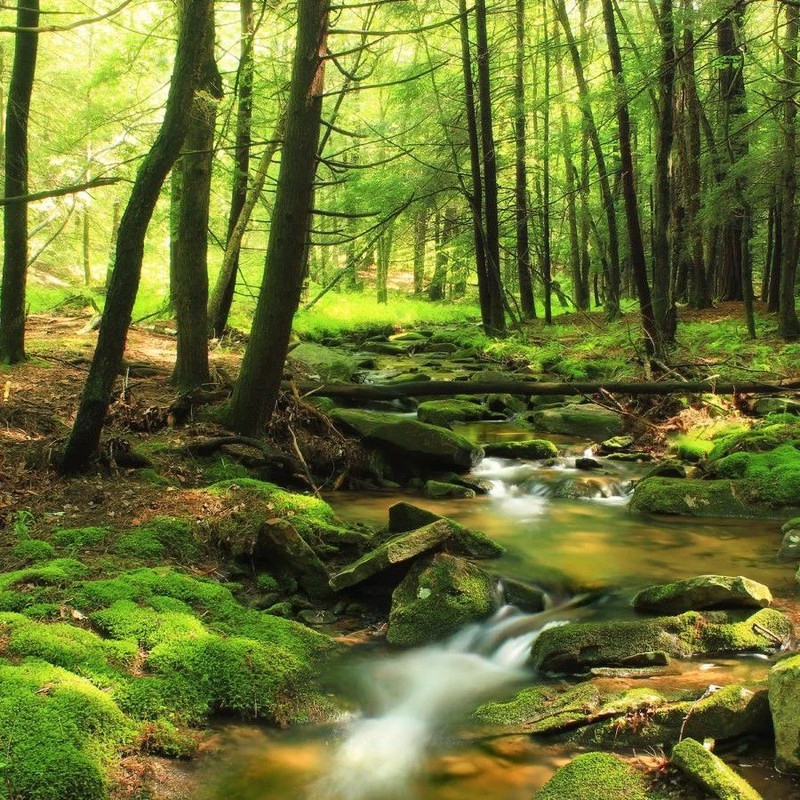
[769,654,800,774]
[530,608,792,673]
[632,575,772,614]
[525,403,624,441]
[534,752,653,800]
[386,553,494,646]
[629,477,774,517]
[289,342,360,382]
[330,408,483,471]
[671,738,763,800]
[417,399,488,428]
[387,502,442,533]
[482,439,559,460]
[423,480,476,499]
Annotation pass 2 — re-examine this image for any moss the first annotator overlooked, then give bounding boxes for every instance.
[534,752,653,800]
[136,718,202,759]
[130,517,200,562]
[709,420,800,461]
[629,477,770,517]
[135,468,177,487]
[202,458,251,483]
[116,530,165,559]
[482,439,559,460]
[91,599,206,648]
[265,602,293,618]
[671,738,762,800]
[474,683,603,728]
[256,573,280,593]
[417,399,487,428]
[21,602,62,620]
[52,526,110,551]
[673,436,715,463]
[0,558,88,613]
[386,553,493,646]
[0,659,134,800]
[11,537,56,563]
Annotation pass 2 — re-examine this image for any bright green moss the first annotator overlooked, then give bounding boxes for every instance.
[52,526,110,550]
[137,719,202,759]
[0,660,134,800]
[0,558,87,590]
[709,443,800,507]
[535,752,654,800]
[134,468,177,487]
[11,538,56,563]
[202,458,251,483]
[91,600,206,648]
[674,436,715,462]
[116,530,165,559]
[21,603,62,620]
[256,573,280,593]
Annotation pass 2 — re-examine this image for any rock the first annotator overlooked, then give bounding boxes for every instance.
[289,342,359,382]
[753,397,800,417]
[360,341,413,355]
[330,409,483,471]
[534,752,651,800]
[642,461,687,479]
[525,403,624,441]
[388,502,441,533]
[482,439,559,460]
[632,575,772,614]
[530,608,792,674]
[600,435,635,453]
[417,399,487,428]
[575,457,603,471]
[468,369,515,383]
[769,654,800,774]
[671,738,763,800]
[486,393,527,415]
[297,609,337,626]
[629,478,772,517]
[499,577,547,611]
[423,480,476,499]
[429,472,492,494]
[606,452,655,463]
[389,331,429,342]
[386,554,495,646]
[329,518,503,591]
[782,516,800,533]
[778,529,800,560]
[385,372,432,385]
[423,341,458,353]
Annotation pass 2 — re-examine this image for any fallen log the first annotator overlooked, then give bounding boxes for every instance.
[291,378,800,401]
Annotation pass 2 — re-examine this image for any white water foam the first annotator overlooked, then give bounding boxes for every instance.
[312,605,577,800]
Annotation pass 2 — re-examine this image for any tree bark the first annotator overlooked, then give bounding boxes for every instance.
[601,0,657,354]
[209,0,256,338]
[413,208,427,295]
[514,0,535,319]
[171,4,222,390]
[60,0,213,472]
[554,0,621,318]
[541,0,553,323]
[0,0,39,364]
[227,0,328,436]
[779,0,800,339]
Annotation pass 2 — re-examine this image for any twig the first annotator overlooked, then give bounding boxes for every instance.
[288,425,321,497]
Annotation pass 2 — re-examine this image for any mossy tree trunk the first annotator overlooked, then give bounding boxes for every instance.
[0,0,39,365]
[60,0,213,473]
[226,0,329,436]
[171,5,222,391]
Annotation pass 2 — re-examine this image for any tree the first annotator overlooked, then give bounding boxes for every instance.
[60,0,214,472]
[227,0,329,436]
[171,4,222,390]
[0,0,40,364]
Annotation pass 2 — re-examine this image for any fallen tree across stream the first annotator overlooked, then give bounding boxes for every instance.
[291,379,800,401]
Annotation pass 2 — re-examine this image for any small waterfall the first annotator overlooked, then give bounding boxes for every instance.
[312,604,578,800]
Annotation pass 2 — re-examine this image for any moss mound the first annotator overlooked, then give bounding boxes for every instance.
[535,752,654,800]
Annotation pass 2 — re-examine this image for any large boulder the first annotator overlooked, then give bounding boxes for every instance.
[632,575,772,615]
[289,342,359,382]
[386,553,495,646]
[779,517,800,560]
[671,738,763,800]
[330,409,483,471]
[417,399,488,428]
[482,439,559,460]
[388,502,441,533]
[534,752,651,800]
[752,397,800,417]
[629,477,773,517]
[329,518,502,591]
[524,403,624,441]
[530,608,792,674]
[769,654,800,774]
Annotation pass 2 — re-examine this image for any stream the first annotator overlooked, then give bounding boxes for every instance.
[196,420,800,800]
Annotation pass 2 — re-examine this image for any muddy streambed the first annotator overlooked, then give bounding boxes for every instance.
[192,421,800,800]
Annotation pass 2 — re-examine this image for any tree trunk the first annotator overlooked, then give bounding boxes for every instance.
[105,198,120,290]
[227,0,328,436]
[0,0,39,364]
[171,5,222,391]
[376,222,393,304]
[554,0,621,318]
[600,0,658,354]
[652,0,677,347]
[60,0,213,472]
[474,0,505,335]
[209,0,255,338]
[541,0,553,323]
[768,198,782,312]
[429,209,449,301]
[779,0,800,339]
[82,208,91,286]
[514,0,535,319]
[413,208,427,295]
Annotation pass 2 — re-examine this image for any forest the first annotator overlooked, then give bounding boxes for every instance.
[1,0,800,798]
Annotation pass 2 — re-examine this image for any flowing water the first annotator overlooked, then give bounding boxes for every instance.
[199,421,800,800]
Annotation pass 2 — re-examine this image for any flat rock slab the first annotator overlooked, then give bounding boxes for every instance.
[330,408,483,471]
[633,575,772,614]
[671,738,763,800]
[289,342,360,383]
[482,439,558,460]
[329,518,503,591]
